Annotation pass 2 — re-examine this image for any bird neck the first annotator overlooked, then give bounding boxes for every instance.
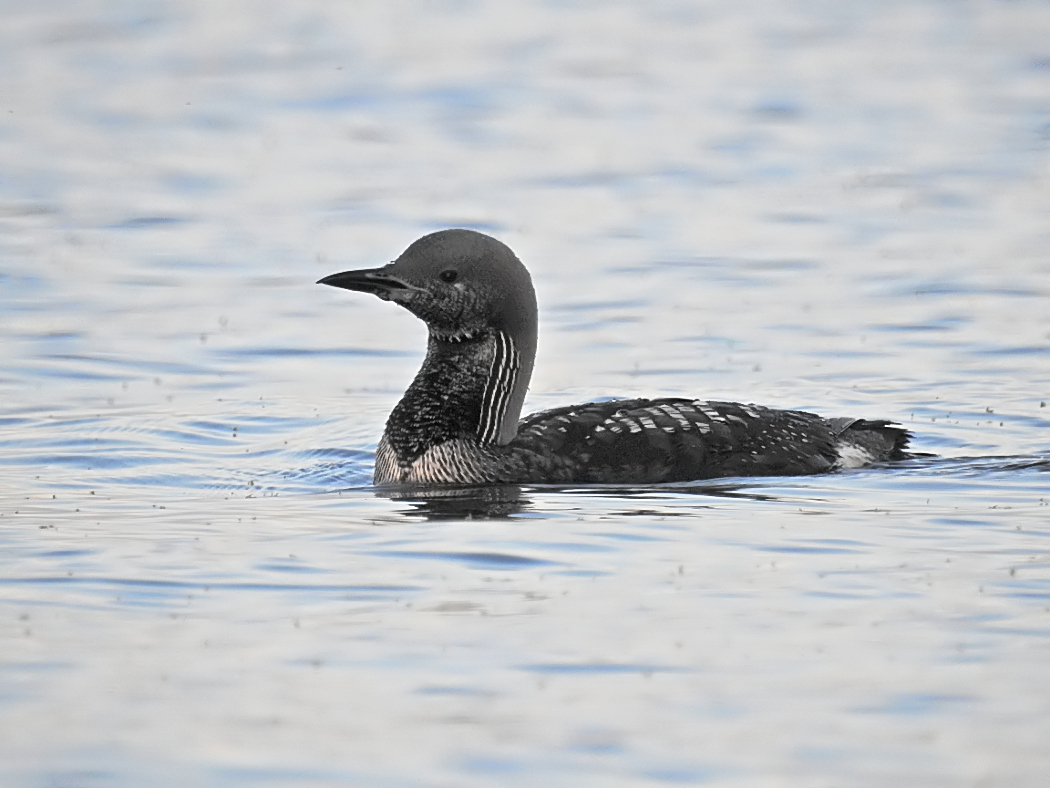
[383,328,532,468]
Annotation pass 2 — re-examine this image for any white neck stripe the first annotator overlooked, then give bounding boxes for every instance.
[478,330,518,444]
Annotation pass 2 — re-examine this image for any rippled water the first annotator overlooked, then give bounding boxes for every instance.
[2,2,1050,786]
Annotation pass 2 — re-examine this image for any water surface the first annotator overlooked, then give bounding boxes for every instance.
[2,2,1049,786]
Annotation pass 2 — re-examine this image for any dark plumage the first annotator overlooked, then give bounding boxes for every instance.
[318,229,912,487]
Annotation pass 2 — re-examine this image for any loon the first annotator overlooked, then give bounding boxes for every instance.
[318,229,912,487]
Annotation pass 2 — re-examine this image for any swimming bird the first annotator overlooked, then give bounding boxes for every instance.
[318,229,912,486]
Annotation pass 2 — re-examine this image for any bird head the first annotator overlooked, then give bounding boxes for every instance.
[318,229,537,347]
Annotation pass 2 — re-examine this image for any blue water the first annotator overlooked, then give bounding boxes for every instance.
[2,2,1050,786]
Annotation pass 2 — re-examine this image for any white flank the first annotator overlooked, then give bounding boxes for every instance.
[835,444,875,469]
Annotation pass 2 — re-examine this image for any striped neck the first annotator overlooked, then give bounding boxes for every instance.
[382,328,529,469]
[477,329,522,445]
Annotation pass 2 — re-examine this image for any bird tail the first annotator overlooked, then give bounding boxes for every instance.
[828,417,914,462]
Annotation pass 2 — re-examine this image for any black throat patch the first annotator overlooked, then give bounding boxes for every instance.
[383,333,493,467]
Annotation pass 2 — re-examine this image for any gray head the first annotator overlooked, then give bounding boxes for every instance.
[319,230,539,445]
[319,229,537,345]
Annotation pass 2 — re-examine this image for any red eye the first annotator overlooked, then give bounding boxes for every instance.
[440,270,458,283]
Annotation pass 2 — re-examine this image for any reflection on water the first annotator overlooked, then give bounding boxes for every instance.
[374,480,800,520]
[2,1,1050,786]
[381,484,530,520]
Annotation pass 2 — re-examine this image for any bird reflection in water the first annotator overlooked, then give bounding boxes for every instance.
[376,480,782,520]
[381,484,529,519]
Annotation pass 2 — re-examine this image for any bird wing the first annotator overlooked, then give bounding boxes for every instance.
[509,398,842,483]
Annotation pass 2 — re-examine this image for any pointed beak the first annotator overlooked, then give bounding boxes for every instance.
[317,267,421,301]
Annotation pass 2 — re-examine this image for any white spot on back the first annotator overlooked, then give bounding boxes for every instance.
[698,405,725,422]
[658,404,693,431]
[623,419,642,434]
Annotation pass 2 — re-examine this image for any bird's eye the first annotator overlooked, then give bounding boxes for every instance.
[439,270,458,283]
